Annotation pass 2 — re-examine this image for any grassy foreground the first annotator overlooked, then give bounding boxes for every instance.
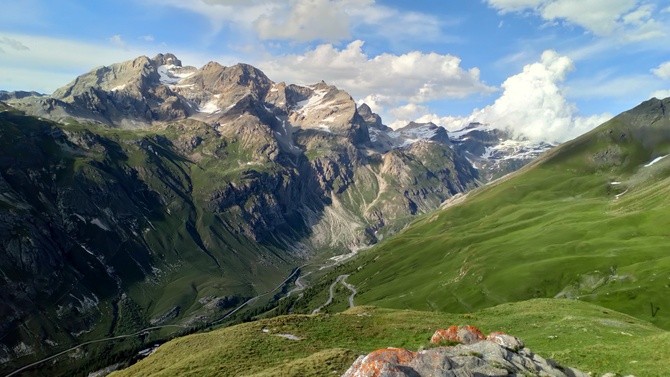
[112,299,669,377]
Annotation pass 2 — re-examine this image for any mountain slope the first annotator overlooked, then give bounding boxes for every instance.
[111,299,669,377]
[293,97,670,330]
[0,109,306,369]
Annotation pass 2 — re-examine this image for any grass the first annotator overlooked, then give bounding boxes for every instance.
[290,109,670,331]
[111,299,670,377]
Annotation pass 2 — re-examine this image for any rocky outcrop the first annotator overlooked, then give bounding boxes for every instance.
[430,325,485,345]
[343,326,600,377]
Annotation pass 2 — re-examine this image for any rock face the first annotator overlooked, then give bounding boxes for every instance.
[430,325,485,345]
[343,326,591,377]
[4,53,485,250]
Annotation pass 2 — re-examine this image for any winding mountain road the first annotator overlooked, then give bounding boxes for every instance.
[340,275,357,308]
[6,264,309,377]
[311,274,357,314]
[286,271,312,297]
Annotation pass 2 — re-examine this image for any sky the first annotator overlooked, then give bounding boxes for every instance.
[1,0,670,142]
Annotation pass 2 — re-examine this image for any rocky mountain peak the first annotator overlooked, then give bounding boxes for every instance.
[357,103,385,130]
[201,60,224,71]
[357,103,373,117]
[151,53,182,67]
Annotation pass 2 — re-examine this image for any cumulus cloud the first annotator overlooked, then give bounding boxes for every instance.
[146,0,444,43]
[260,40,494,110]
[410,51,611,143]
[653,61,670,79]
[651,89,670,99]
[486,0,664,41]
[388,103,431,128]
[140,35,155,42]
[253,0,352,42]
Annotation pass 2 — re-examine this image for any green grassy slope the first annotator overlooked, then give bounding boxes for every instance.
[306,97,670,330]
[112,299,669,377]
[0,112,298,375]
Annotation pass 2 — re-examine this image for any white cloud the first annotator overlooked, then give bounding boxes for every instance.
[260,40,495,111]
[0,32,236,93]
[411,51,610,143]
[108,34,127,48]
[542,0,636,35]
[651,89,670,99]
[653,61,670,79]
[145,0,444,43]
[388,103,430,128]
[487,0,542,12]
[0,33,143,92]
[253,0,352,42]
[140,35,155,42]
[486,0,665,41]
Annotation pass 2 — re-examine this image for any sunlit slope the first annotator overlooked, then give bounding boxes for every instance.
[111,299,669,377]
[337,97,670,329]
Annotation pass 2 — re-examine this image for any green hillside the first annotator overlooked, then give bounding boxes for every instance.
[112,299,669,377]
[299,97,670,330]
[114,96,670,377]
[0,111,299,375]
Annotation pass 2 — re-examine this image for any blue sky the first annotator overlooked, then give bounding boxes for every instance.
[1,0,670,141]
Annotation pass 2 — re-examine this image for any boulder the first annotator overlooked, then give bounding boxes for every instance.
[343,326,592,377]
[430,325,485,345]
[486,331,524,351]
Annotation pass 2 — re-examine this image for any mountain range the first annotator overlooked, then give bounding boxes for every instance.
[0,53,551,374]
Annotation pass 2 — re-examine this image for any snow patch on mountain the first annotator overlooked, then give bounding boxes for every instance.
[198,94,221,114]
[380,123,443,149]
[644,155,668,167]
[157,64,195,85]
[390,125,438,147]
[448,123,489,139]
[295,88,329,116]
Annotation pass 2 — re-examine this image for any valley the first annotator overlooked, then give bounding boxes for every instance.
[2,53,670,377]
[0,53,549,375]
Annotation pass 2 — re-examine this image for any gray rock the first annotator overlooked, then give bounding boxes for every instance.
[342,337,591,377]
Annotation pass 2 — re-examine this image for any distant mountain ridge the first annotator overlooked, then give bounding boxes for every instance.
[6,53,552,181]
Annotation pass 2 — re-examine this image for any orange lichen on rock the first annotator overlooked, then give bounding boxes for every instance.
[430,325,485,345]
[343,347,417,377]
